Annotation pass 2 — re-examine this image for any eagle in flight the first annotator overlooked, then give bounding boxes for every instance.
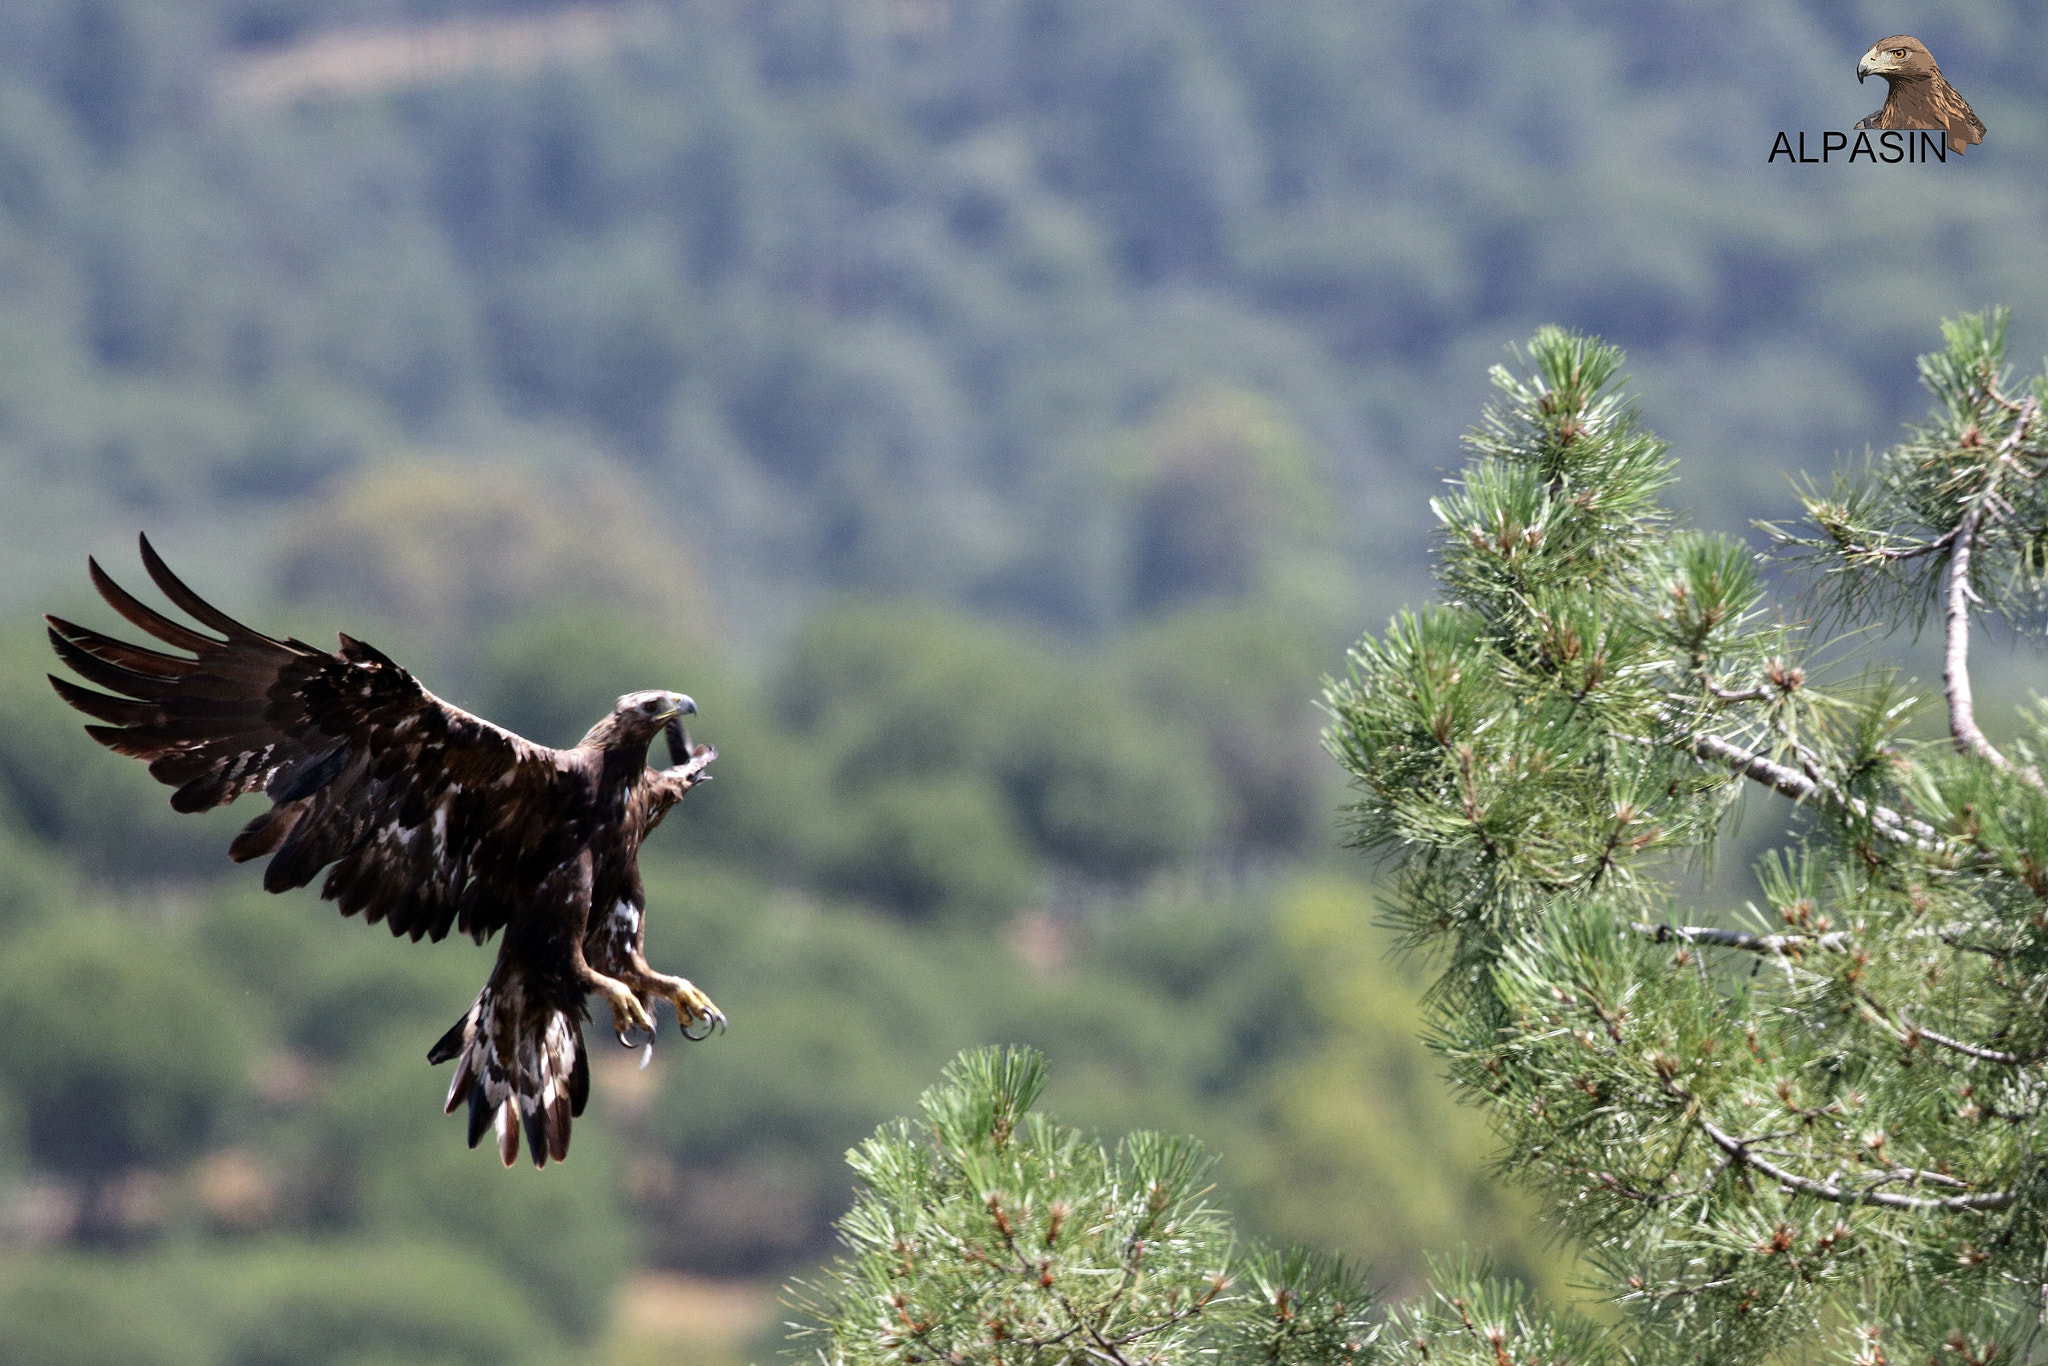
[1855,35,1984,155]
[46,536,724,1168]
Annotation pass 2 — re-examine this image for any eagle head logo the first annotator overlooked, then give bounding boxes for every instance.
[1854,35,1985,155]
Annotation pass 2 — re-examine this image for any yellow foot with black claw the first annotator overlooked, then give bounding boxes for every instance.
[595,976,658,1046]
[649,972,726,1040]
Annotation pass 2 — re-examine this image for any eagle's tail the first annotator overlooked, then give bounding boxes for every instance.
[428,968,590,1168]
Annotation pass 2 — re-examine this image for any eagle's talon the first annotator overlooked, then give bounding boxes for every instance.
[673,987,725,1038]
[681,1008,726,1040]
[596,978,658,1043]
[637,972,724,1041]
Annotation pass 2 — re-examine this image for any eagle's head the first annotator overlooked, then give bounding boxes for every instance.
[581,690,696,753]
[1858,35,1938,84]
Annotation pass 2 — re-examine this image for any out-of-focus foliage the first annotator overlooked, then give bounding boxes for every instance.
[0,1242,573,1366]
[1111,387,1339,620]
[275,459,716,653]
[0,915,251,1190]
[1239,879,1570,1304]
[816,774,1036,921]
[0,0,2044,619]
[0,1256,216,1366]
[1114,605,1342,860]
[776,602,1217,891]
[307,1033,635,1340]
[622,859,1298,1273]
[202,1240,570,1366]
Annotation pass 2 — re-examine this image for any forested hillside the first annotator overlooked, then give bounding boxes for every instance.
[0,0,2042,623]
[0,1,2042,1362]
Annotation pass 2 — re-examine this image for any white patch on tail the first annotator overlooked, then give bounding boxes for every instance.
[428,968,589,1168]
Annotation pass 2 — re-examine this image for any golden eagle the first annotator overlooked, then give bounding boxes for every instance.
[45,536,724,1168]
[1855,35,1984,155]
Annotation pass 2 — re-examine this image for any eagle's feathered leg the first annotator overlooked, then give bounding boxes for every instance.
[617,733,726,1038]
[588,893,726,1042]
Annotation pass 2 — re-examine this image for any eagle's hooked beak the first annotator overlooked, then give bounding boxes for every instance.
[1857,47,1886,83]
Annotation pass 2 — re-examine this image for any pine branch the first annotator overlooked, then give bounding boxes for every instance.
[1689,731,1820,803]
[1944,499,2003,768]
[802,1048,1371,1366]
[1859,529,1959,562]
[1904,1023,2037,1067]
[1943,400,2044,787]
[1629,922,1851,955]
[1686,730,1940,849]
[1694,1115,2015,1212]
[1859,995,2044,1067]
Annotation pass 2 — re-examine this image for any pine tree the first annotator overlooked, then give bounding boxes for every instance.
[795,313,2048,1366]
[1323,311,2048,1366]
[790,1046,1378,1365]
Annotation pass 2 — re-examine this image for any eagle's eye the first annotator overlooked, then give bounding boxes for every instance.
[641,698,661,713]
[1892,48,1907,57]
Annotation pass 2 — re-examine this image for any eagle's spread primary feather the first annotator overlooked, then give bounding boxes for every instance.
[47,535,723,1167]
[1854,35,1984,156]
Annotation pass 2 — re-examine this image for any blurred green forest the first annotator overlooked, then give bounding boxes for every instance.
[0,0,2044,1361]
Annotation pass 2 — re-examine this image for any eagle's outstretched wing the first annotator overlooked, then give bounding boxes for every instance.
[46,534,572,945]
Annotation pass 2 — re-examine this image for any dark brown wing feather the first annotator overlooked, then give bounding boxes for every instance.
[47,534,577,944]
